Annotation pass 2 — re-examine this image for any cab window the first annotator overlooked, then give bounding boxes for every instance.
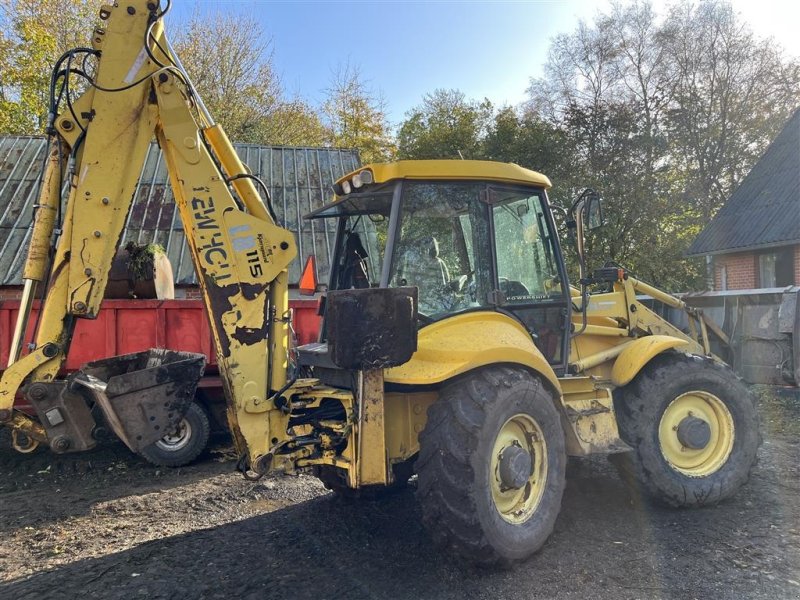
[491,190,561,303]
[389,182,492,318]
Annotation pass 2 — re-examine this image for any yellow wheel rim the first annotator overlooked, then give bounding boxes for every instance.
[658,390,734,477]
[490,413,547,524]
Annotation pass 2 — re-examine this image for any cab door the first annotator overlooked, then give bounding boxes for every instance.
[489,187,571,374]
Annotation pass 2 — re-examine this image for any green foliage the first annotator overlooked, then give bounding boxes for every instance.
[0,0,96,134]
[321,63,395,163]
[397,89,493,160]
[125,242,165,282]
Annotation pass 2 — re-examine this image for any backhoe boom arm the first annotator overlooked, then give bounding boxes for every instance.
[0,1,297,471]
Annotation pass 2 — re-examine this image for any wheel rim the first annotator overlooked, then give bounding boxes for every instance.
[154,418,192,452]
[490,413,548,524]
[658,390,734,477]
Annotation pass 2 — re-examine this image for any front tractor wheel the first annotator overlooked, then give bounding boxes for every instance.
[613,353,760,507]
[416,367,566,566]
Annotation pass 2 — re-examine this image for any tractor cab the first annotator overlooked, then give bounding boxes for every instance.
[301,160,573,376]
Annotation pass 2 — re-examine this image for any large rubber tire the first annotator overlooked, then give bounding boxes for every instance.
[416,366,566,566]
[139,401,210,468]
[613,353,760,507]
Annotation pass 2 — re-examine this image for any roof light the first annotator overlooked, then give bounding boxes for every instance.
[352,169,373,189]
[341,180,352,195]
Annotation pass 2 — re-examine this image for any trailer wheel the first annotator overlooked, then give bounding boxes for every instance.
[139,401,210,468]
[416,366,566,566]
[613,353,760,507]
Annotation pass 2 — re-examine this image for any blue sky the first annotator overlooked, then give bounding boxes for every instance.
[168,1,800,127]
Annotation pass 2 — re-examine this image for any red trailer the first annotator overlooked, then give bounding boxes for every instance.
[0,297,322,373]
[0,298,322,463]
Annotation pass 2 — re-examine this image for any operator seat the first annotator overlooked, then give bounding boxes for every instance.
[396,236,450,312]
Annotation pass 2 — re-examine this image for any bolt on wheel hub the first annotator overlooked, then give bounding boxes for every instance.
[498,445,533,489]
[154,418,192,451]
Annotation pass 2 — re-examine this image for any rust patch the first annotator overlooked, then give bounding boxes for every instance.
[240,282,265,302]
[202,276,236,358]
[232,325,268,346]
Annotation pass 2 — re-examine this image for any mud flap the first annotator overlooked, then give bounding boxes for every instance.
[72,349,206,453]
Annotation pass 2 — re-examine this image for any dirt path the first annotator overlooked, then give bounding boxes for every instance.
[1,389,799,600]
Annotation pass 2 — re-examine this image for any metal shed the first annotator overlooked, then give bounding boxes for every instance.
[0,136,361,286]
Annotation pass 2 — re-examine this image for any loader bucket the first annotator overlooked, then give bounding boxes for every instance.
[72,349,206,453]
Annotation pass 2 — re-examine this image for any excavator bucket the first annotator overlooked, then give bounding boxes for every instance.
[73,349,206,453]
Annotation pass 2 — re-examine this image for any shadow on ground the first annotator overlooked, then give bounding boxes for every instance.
[3,450,798,600]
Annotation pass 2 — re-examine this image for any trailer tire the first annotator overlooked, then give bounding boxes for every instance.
[415,366,566,566]
[139,401,210,468]
[613,353,760,507]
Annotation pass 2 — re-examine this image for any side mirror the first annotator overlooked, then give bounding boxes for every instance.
[585,193,604,230]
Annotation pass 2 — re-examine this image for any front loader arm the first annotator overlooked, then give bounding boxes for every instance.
[0,1,297,472]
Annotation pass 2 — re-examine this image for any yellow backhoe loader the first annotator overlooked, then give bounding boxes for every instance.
[0,1,759,566]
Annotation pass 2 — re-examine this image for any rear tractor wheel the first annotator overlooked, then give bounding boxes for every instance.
[613,353,760,507]
[415,366,566,566]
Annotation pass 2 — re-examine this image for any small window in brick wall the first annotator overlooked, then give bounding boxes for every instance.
[758,247,794,288]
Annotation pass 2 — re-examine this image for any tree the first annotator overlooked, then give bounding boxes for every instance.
[484,106,568,193]
[660,0,800,221]
[321,63,395,162]
[397,89,493,160]
[173,11,326,146]
[261,100,327,147]
[0,3,328,145]
[0,0,96,134]
[525,0,800,290]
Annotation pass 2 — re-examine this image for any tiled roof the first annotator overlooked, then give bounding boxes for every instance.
[687,109,800,256]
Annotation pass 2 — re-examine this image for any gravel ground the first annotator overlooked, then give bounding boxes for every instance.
[0,388,798,600]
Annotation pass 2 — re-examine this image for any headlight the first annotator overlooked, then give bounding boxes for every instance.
[352,170,373,189]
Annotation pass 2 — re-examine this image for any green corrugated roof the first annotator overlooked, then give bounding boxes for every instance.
[0,136,360,285]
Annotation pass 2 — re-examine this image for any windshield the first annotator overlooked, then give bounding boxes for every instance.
[388,182,493,318]
[325,181,558,323]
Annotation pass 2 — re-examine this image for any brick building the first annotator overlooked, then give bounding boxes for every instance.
[687,109,800,290]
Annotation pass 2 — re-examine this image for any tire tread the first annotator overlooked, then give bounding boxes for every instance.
[416,366,564,566]
[614,352,760,507]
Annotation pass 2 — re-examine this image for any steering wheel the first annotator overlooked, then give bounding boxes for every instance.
[499,277,530,298]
